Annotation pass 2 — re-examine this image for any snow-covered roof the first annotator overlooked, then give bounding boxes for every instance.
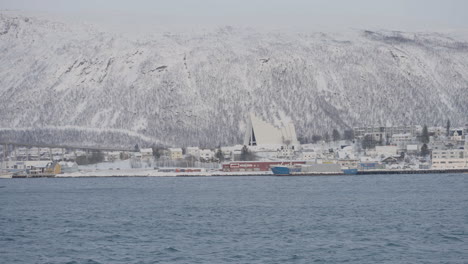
[392,133,412,137]
[359,156,380,162]
[140,148,153,153]
[186,147,200,151]
[168,148,183,152]
[59,161,78,167]
[24,161,52,168]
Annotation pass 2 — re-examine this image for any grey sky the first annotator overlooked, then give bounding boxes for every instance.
[1,0,467,32]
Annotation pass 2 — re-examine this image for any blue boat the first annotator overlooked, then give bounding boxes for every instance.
[271,163,343,176]
[271,166,294,175]
[342,168,358,175]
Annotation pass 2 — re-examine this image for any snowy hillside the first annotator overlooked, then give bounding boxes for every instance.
[1,12,467,148]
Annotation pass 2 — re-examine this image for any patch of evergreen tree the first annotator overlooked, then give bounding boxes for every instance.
[446,119,451,137]
[344,130,354,141]
[421,125,429,144]
[332,129,341,141]
[362,135,377,149]
[420,143,429,156]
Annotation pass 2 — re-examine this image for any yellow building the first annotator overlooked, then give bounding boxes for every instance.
[46,162,62,175]
[168,148,183,160]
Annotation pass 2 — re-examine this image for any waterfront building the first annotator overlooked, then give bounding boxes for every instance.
[337,159,359,169]
[59,161,79,173]
[222,161,305,172]
[3,161,61,175]
[358,162,385,170]
[431,149,467,169]
[45,162,62,175]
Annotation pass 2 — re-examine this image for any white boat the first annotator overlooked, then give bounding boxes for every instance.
[0,172,12,179]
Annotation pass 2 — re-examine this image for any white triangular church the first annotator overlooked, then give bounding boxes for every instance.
[243,113,299,147]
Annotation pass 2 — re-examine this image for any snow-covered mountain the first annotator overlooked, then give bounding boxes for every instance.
[1,12,467,148]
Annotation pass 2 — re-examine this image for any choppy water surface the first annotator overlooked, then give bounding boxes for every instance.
[1,174,467,263]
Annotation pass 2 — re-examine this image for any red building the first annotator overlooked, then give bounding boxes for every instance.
[222,161,306,172]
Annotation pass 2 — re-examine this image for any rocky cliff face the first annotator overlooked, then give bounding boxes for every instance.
[1,13,467,147]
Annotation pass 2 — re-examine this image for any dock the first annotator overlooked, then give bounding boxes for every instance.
[357,169,468,175]
[11,174,56,178]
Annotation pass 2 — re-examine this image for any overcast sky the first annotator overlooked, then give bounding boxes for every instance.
[1,0,467,32]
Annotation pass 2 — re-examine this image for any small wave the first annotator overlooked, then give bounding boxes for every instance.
[165,247,180,252]
[385,242,403,247]
[85,259,102,264]
[440,233,463,242]
[290,254,303,260]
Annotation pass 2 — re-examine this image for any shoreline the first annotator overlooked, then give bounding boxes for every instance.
[2,168,468,178]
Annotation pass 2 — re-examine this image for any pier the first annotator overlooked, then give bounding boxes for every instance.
[11,174,56,178]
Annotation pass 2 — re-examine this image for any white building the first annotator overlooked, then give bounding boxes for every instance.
[59,161,79,173]
[391,133,414,148]
[337,146,356,160]
[431,148,467,169]
[132,152,142,159]
[428,126,446,138]
[367,145,399,157]
[243,113,299,149]
[450,130,463,141]
[300,150,317,160]
[276,146,295,159]
[338,159,359,169]
[168,148,183,160]
[140,148,154,159]
[186,147,200,159]
[354,126,417,140]
[220,147,232,160]
[406,144,419,154]
[230,145,244,160]
[3,161,54,173]
[106,151,122,161]
[199,149,215,161]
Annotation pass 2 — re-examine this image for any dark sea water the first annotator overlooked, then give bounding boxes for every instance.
[1,174,467,264]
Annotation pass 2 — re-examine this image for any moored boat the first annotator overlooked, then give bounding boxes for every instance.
[271,163,344,176]
[342,168,358,175]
